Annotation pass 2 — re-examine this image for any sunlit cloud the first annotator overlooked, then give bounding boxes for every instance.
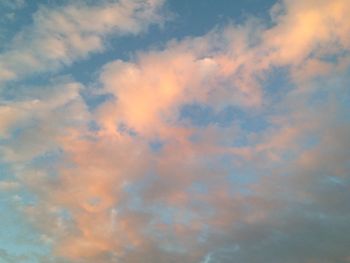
[0,0,349,262]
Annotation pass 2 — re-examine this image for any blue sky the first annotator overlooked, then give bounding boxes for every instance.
[0,0,350,262]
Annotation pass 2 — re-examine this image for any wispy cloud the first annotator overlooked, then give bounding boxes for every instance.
[0,0,165,83]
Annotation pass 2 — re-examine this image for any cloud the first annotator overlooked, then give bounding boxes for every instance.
[264,0,350,77]
[0,180,19,191]
[0,0,165,83]
[1,0,350,262]
[96,25,266,138]
[0,79,88,167]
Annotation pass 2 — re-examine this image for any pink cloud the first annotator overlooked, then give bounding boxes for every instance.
[3,0,350,262]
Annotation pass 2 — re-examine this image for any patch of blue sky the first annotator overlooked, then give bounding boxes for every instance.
[180,103,221,127]
[117,122,138,137]
[80,89,114,112]
[186,182,217,212]
[166,0,276,37]
[0,0,33,51]
[333,68,350,111]
[87,120,101,132]
[262,66,295,105]
[181,152,260,194]
[300,134,320,151]
[183,101,269,129]
[313,49,350,64]
[121,172,158,211]
[0,117,41,146]
[306,68,350,117]
[188,181,209,195]
[0,194,51,261]
[308,87,332,108]
[149,203,197,226]
[122,171,205,227]
[0,163,14,181]
[149,139,164,153]
[29,148,63,177]
[0,75,75,104]
[228,167,257,185]
[15,189,38,206]
[0,134,26,163]
[236,110,269,134]
[226,164,263,196]
[153,205,175,225]
[339,88,350,112]
[30,148,63,166]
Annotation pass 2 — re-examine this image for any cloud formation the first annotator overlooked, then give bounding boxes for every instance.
[0,0,350,262]
[0,0,165,83]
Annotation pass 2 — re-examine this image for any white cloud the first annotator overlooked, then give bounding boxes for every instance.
[0,0,165,83]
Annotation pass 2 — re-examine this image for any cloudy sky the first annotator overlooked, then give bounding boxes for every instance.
[0,0,350,262]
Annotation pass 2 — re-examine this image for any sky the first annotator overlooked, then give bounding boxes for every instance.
[0,0,350,262]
